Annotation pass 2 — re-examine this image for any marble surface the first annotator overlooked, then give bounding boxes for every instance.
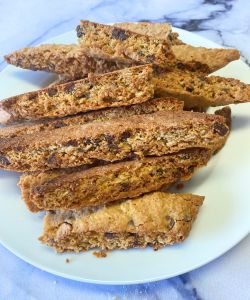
[0,0,250,299]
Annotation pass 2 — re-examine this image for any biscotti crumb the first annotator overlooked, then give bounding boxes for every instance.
[65,258,70,263]
[93,251,107,258]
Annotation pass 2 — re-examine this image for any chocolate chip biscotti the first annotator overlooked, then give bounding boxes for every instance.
[154,69,250,109]
[4,44,133,79]
[19,148,210,212]
[39,192,204,252]
[0,111,229,172]
[0,97,183,140]
[0,65,153,124]
[77,20,175,67]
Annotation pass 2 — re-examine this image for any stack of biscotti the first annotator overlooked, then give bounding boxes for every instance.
[0,20,243,255]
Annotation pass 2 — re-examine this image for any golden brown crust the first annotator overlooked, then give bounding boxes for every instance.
[39,192,204,252]
[77,20,175,67]
[4,44,132,79]
[0,97,183,140]
[114,22,184,45]
[0,110,229,172]
[0,65,153,124]
[19,148,210,212]
[154,69,250,109]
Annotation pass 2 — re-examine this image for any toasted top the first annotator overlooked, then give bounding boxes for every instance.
[0,110,228,151]
[43,192,204,234]
[77,20,175,67]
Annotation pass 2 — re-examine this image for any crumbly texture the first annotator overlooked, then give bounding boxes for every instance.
[19,148,210,212]
[0,65,153,124]
[172,45,239,73]
[154,69,250,109]
[77,20,175,67]
[0,97,183,140]
[39,192,204,252]
[114,22,184,45]
[0,110,229,172]
[4,44,133,79]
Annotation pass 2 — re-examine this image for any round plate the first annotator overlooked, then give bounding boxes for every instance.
[0,28,249,285]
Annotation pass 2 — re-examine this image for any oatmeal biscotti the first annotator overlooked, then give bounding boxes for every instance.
[39,192,204,252]
[0,97,183,140]
[4,44,133,79]
[0,65,153,124]
[19,148,210,212]
[115,23,239,73]
[154,69,250,109]
[77,20,175,67]
[0,111,229,172]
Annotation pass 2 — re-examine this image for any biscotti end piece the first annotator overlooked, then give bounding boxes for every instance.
[154,70,250,109]
[0,110,229,172]
[0,97,184,140]
[0,65,154,124]
[19,148,210,212]
[39,192,204,252]
[77,20,175,67]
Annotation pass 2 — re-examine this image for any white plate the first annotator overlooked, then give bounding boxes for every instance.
[0,28,250,285]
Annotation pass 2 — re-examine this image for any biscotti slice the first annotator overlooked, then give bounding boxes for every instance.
[39,192,204,252]
[19,148,210,212]
[114,23,239,73]
[114,22,183,45]
[4,44,132,79]
[154,69,250,109]
[0,97,183,140]
[0,65,153,124]
[0,110,229,172]
[77,20,175,67]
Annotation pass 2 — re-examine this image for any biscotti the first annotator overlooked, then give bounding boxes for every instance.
[39,192,204,252]
[0,111,229,172]
[0,97,183,140]
[154,69,250,109]
[115,23,239,73]
[77,20,175,67]
[0,65,153,124]
[19,148,210,212]
[4,44,133,79]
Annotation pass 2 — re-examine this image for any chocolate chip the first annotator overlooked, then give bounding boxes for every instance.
[104,232,116,239]
[120,182,130,192]
[120,130,132,141]
[65,140,78,147]
[64,83,75,94]
[76,25,84,38]
[214,122,228,136]
[104,134,118,151]
[0,155,10,166]
[47,88,57,97]
[186,86,194,93]
[166,216,175,230]
[53,121,66,128]
[177,62,185,70]
[111,28,128,41]
[146,54,155,63]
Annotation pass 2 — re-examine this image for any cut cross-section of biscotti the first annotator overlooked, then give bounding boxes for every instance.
[19,148,210,212]
[114,22,184,45]
[77,20,175,67]
[114,23,239,74]
[0,110,229,172]
[0,65,153,124]
[154,69,250,109]
[39,192,204,252]
[4,44,133,79]
[0,97,183,140]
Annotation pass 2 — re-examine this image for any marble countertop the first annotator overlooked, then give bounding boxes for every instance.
[0,0,250,299]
